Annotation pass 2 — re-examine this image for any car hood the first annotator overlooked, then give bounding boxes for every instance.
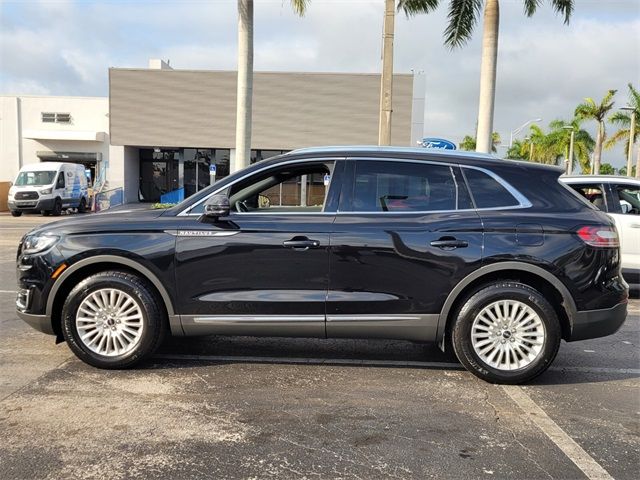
[28,208,168,237]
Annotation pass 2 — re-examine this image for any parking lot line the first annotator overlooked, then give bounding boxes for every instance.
[154,354,640,375]
[0,290,17,294]
[502,385,613,480]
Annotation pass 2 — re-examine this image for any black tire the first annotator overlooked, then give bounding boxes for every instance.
[10,210,22,217]
[451,282,561,384]
[42,210,50,216]
[52,198,62,216]
[61,271,167,369]
[78,197,87,213]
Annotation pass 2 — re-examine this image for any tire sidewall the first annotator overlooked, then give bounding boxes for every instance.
[62,273,163,369]
[452,283,561,384]
[52,198,62,216]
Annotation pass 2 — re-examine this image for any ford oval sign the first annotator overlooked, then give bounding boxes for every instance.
[420,137,457,150]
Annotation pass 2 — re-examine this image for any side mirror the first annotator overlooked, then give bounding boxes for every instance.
[203,194,230,220]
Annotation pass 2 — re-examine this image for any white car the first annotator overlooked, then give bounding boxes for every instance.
[561,176,640,288]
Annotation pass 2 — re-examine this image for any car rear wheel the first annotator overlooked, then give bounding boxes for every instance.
[78,197,87,213]
[61,271,166,369]
[451,282,561,384]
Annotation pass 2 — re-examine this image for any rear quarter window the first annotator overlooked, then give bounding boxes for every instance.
[462,168,520,209]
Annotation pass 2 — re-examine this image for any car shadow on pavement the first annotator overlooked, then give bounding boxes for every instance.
[148,335,639,386]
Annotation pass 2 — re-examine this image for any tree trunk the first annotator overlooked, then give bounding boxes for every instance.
[475,0,499,154]
[593,122,602,175]
[235,0,253,172]
[635,141,640,178]
[378,0,394,146]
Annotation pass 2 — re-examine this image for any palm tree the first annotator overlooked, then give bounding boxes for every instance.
[546,119,595,174]
[235,0,308,171]
[379,1,440,145]
[459,132,501,152]
[426,0,574,153]
[606,83,639,176]
[575,89,617,174]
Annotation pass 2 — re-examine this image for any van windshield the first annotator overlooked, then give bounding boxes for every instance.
[15,171,57,186]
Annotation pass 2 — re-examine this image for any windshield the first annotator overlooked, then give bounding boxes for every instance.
[14,171,57,186]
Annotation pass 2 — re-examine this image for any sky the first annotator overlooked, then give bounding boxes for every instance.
[1,0,639,167]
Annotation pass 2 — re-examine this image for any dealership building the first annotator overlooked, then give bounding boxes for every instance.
[1,60,425,204]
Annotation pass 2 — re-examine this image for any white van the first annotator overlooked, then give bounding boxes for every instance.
[8,162,89,217]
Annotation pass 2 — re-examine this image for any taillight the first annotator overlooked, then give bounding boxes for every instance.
[576,226,619,247]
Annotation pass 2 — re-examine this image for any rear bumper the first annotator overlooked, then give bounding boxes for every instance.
[16,310,55,336]
[568,301,628,341]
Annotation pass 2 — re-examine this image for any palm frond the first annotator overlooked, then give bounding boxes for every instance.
[289,0,309,16]
[523,0,542,17]
[443,0,483,48]
[551,0,574,24]
[397,0,441,16]
[604,128,629,150]
[609,111,630,127]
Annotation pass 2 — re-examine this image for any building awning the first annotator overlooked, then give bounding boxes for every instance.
[37,151,102,163]
[22,130,107,142]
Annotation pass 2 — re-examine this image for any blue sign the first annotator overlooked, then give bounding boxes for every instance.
[420,137,457,150]
[209,164,217,175]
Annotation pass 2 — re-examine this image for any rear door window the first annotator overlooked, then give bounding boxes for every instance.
[349,160,457,212]
[462,168,520,209]
[567,183,607,211]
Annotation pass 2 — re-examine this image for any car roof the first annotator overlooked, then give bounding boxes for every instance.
[19,162,66,171]
[561,175,640,185]
[283,145,562,172]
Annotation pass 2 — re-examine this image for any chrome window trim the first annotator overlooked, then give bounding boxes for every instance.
[178,157,343,216]
[178,155,532,216]
[339,157,531,214]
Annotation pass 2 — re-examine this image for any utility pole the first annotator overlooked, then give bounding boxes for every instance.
[378,0,394,146]
[563,125,575,175]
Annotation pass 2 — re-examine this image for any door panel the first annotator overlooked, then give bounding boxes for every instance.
[175,214,333,336]
[327,159,483,341]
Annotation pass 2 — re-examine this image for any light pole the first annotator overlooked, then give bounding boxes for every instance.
[510,118,542,148]
[563,125,575,175]
[620,106,636,177]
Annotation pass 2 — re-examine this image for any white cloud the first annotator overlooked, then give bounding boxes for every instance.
[1,0,638,166]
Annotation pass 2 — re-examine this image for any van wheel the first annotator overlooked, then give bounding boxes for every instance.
[451,282,561,384]
[42,210,50,216]
[61,271,167,369]
[51,198,62,216]
[10,211,22,217]
[78,197,87,213]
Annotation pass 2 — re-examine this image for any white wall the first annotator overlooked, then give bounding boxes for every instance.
[0,95,110,182]
[0,96,22,182]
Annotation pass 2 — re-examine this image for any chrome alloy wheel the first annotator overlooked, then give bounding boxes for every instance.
[471,300,546,371]
[75,288,144,357]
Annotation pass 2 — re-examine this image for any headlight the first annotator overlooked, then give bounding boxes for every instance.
[40,188,52,195]
[22,235,60,255]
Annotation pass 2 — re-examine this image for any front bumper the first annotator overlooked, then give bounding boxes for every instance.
[568,301,628,341]
[9,198,56,212]
[16,310,55,335]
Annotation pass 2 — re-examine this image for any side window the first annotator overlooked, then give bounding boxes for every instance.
[56,172,65,189]
[351,161,457,212]
[227,162,334,213]
[615,184,640,215]
[568,184,607,211]
[463,168,520,209]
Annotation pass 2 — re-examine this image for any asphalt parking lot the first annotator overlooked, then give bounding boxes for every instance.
[0,212,638,480]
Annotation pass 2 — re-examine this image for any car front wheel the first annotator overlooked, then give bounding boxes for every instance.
[451,282,561,384]
[61,271,166,369]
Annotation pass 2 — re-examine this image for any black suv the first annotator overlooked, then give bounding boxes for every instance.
[16,147,628,383]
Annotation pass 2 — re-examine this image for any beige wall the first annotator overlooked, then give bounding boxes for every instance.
[110,69,414,150]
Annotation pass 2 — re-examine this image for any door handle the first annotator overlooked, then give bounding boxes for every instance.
[283,237,320,250]
[430,238,469,249]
